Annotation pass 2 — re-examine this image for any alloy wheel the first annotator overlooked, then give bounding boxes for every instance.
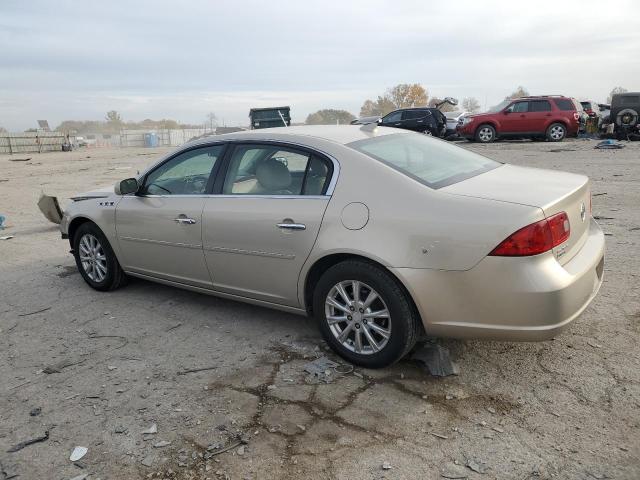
[478,126,493,142]
[78,233,108,282]
[324,280,391,355]
[549,125,565,140]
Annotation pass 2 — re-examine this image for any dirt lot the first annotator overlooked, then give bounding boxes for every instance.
[1,139,639,480]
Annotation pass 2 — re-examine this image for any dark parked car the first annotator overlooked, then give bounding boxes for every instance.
[378,107,447,137]
[457,95,581,143]
[609,92,640,139]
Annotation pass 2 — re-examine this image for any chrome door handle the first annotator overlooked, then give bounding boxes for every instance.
[174,217,197,225]
[277,223,306,230]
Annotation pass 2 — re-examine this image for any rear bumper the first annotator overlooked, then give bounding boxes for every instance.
[392,218,605,341]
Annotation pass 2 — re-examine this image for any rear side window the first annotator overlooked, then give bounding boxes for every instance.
[348,133,500,189]
[530,100,552,112]
[402,110,426,120]
[554,98,575,111]
[620,95,640,105]
[222,144,331,196]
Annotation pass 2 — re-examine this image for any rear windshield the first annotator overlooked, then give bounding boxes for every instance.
[347,133,500,189]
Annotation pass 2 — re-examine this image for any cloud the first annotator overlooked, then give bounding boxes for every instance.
[0,0,638,130]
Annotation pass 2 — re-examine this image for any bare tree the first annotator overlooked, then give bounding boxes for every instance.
[206,112,217,130]
[105,110,123,131]
[360,84,429,117]
[607,86,628,104]
[505,86,530,100]
[462,97,481,113]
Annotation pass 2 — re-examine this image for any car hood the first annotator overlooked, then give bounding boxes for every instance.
[70,184,115,201]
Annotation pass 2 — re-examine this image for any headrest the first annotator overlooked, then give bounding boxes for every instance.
[256,158,291,191]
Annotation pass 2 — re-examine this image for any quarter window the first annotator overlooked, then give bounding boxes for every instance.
[142,145,223,195]
[530,100,552,112]
[222,144,331,196]
[402,110,426,120]
[554,98,575,111]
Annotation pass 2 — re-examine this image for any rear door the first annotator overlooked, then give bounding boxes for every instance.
[201,143,335,306]
[528,100,554,132]
[115,144,225,288]
[401,109,427,132]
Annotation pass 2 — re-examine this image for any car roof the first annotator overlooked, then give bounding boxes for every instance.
[185,125,400,148]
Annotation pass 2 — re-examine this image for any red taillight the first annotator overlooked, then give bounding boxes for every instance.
[489,212,570,257]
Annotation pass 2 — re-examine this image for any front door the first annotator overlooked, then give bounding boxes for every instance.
[501,100,530,133]
[202,143,334,306]
[115,144,225,288]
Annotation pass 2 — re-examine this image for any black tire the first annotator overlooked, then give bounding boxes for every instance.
[475,124,496,143]
[313,260,420,368]
[73,222,127,291]
[546,122,566,142]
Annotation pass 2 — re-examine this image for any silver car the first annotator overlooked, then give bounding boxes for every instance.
[60,125,605,368]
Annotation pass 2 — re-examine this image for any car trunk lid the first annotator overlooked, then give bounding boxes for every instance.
[442,164,591,264]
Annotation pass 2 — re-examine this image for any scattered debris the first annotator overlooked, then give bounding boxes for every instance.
[141,424,157,435]
[114,426,128,434]
[0,235,13,241]
[18,307,51,317]
[69,446,88,462]
[37,192,63,224]
[382,461,392,470]
[486,406,496,414]
[8,157,31,162]
[592,192,607,196]
[587,341,602,349]
[303,356,338,384]
[7,431,49,453]
[166,322,182,332]
[441,462,469,479]
[296,424,306,432]
[43,358,85,374]
[141,456,154,467]
[595,139,625,149]
[492,426,504,433]
[236,445,245,456]
[177,366,218,375]
[412,342,459,377]
[69,474,88,480]
[430,432,449,440]
[0,459,18,479]
[204,439,244,458]
[466,459,488,474]
[153,440,171,448]
[29,407,42,417]
[593,216,614,220]
[334,363,354,375]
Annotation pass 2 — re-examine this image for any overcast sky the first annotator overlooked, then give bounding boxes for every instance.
[1,0,639,131]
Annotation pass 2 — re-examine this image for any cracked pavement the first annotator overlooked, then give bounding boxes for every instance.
[1,140,639,479]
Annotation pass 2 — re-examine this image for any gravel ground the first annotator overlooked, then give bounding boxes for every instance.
[1,138,639,480]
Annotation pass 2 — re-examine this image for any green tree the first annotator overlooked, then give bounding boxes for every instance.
[462,97,481,113]
[360,83,429,117]
[306,109,355,125]
[607,86,628,104]
[505,86,529,100]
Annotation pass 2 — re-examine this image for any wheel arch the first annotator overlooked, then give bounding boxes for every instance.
[68,216,110,252]
[301,252,424,333]
[475,121,498,135]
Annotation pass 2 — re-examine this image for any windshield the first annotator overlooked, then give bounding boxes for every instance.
[487,100,511,113]
[348,133,501,189]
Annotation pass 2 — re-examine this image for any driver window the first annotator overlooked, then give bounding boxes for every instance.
[383,111,402,123]
[143,145,223,195]
[512,101,529,113]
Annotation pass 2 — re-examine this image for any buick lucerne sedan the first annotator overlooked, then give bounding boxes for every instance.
[60,125,605,368]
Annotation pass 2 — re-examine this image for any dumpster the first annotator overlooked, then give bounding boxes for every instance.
[249,106,291,129]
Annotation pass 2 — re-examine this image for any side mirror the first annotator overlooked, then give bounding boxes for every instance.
[115,178,139,195]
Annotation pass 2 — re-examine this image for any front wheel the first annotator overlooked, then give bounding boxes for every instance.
[546,123,566,142]
[313,260,421,368]
[73,222,127,291]
[475,124,496,143]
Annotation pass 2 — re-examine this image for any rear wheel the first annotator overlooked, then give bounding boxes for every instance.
[475,124,496,143]
[313,260,420,368]
[546,123,566,142]
[73,222,127,291]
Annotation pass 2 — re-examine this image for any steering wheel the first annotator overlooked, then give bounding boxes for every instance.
[184,175,209,194]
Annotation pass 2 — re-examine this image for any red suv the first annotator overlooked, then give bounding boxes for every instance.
[457,96,581,143]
